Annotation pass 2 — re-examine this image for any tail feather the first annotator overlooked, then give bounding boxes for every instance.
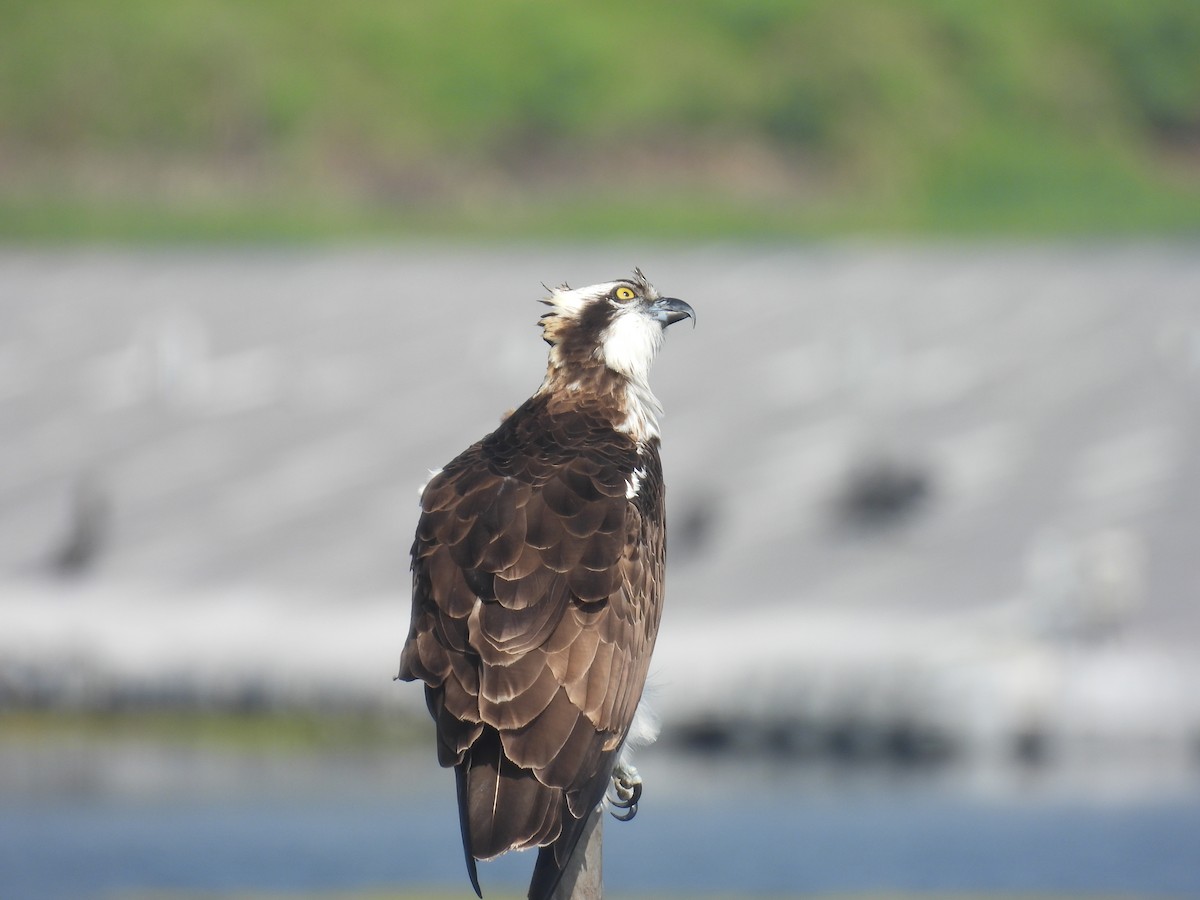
[454,765,483,898]
[460,729,560,860]
[456,727,619,900]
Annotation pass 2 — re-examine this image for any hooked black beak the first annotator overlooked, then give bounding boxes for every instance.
[651,296,696,329]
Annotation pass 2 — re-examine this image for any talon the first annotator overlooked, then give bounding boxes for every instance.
[609,787,638,816]
[608,762,644,821]
[607,780,642,820]
[625,782,643,807]
[611,801,638,821]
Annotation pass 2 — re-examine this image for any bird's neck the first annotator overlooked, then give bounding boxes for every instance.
[537,358,662,443]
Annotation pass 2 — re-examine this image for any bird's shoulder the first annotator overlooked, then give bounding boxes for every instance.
[412,394,662,612]
[425,394,654,506]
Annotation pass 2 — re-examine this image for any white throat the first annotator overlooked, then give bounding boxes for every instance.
[600,307,666,442]
[599,304,665,385]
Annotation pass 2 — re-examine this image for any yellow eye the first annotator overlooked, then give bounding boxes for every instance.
[614,286,636,301]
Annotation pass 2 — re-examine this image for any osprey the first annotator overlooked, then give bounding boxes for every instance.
[398,270,693,899]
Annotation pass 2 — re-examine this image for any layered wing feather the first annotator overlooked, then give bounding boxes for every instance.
[398,396,665,898]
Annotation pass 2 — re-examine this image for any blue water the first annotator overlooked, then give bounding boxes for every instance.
[3,742,1199,898]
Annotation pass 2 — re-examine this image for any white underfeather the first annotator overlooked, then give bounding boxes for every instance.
[615,696,661,775]
[416,467,443,501]
[625,466,646,499]
[626,696,661,749]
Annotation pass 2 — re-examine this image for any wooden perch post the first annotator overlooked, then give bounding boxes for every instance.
[552,804,603,899]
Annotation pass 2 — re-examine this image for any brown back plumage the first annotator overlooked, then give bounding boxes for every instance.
[399,274,688,900]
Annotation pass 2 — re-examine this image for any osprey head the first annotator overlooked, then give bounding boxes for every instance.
[539,269,695,387]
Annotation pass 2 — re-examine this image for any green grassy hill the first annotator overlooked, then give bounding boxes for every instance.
[2,0,1198,239]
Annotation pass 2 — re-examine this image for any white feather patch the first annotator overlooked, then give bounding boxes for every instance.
[626,696,661,749]
[625,466,646,499]
[617,381,664,441]
[546,281,624,315]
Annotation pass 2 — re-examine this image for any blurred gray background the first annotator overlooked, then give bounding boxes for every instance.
[4,2,1200,896]
[4,245,1200,900]
[4,244,1198,751]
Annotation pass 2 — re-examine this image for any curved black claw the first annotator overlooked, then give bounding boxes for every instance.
[608,782,642,821]
[611,801,638,822]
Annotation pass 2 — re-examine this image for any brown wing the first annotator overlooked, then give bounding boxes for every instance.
[398,400,665,898]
